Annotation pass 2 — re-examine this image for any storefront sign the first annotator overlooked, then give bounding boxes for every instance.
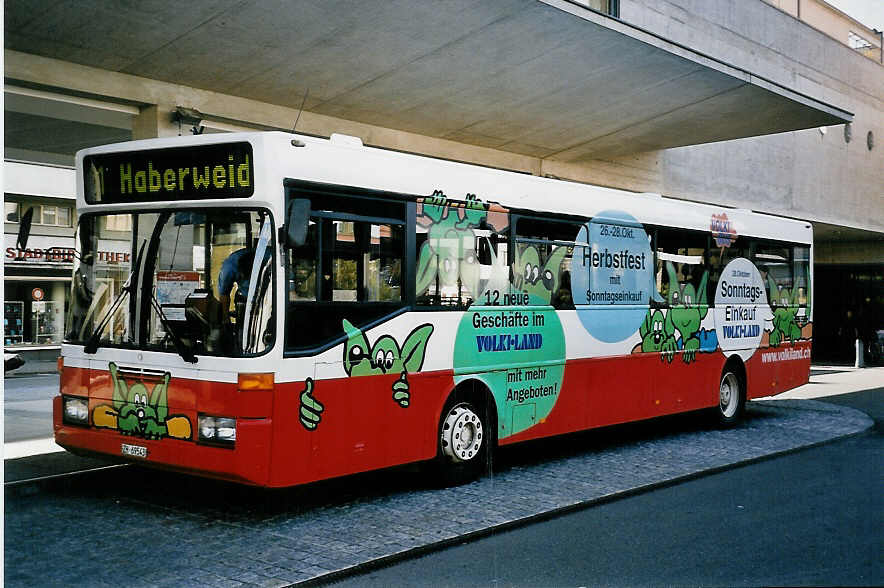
[5,246,130,264]
[4,235,130,264]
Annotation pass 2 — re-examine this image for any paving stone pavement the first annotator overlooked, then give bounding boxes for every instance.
[4,399,872,587]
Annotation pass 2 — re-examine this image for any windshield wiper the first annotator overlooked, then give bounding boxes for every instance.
[147,291,197,364]
[84,241,145,354]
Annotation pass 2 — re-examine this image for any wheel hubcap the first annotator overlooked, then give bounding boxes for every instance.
[720,373,739,418]
[441,404,483,463]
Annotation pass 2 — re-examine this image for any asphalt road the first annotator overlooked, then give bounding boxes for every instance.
[332,388,883,587]
[3,372,58,443]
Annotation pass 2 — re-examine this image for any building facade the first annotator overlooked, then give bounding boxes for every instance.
[4,0,882,370]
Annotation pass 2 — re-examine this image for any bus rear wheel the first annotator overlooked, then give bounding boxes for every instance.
[716,369,745,426]
[434,399,490,486]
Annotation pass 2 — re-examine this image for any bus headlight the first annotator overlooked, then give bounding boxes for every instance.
[62,396,89,425]
[198,415,236,446]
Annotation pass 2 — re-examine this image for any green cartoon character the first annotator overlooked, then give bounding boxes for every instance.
[415,191,488,301]
[639,308,677,361]
[664,262,709,364]
[767,275,803,346]
[110,361,170,439]
[298,320,434,430]
[513,244,569,305]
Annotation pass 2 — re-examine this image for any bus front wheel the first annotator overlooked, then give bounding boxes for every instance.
[434,398,490,486]
[716,368,745,426]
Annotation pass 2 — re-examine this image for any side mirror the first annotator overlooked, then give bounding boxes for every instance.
[16,207,34,251]
[285,198,310,248]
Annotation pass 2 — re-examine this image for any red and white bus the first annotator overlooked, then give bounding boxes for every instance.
[54,132,813,487]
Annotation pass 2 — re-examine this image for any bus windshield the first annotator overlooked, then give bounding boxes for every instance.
[66,208,274,358]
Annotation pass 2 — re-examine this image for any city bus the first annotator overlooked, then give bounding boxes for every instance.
[53,131,813,487]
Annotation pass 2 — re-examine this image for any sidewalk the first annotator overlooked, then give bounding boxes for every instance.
[775,365,884,400]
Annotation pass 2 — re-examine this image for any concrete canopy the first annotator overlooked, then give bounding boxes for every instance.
[5,0,852,161]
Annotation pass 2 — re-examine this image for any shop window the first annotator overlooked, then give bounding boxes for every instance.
[32,301,61,344]
[4,302,24,345]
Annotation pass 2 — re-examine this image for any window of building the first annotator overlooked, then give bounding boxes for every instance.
[848,30,873,50]
[57,206,71,227]
[31,204,74,227]
[576,0,619,17]
[104,214,133,232]
[5,202,19,222]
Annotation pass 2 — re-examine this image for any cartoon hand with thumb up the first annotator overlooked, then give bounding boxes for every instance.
[392,371,410,408]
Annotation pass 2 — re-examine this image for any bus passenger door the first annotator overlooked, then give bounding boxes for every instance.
[310,359,363,479]
[308,358,399,480]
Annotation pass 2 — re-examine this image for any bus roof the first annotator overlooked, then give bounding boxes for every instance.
[76,131,812,244]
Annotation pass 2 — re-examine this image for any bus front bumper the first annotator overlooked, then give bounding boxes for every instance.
[53,396,273,486]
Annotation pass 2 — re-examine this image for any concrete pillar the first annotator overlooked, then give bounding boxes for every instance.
[132,104,180,139]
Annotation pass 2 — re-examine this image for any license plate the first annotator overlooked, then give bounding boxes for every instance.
[121,443,148,459]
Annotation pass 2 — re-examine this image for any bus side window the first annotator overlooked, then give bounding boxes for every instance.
[707,236,749,305]
[414,198,510,309]
[287,219,318,302]
[513,216,581,307]
[754,242,793,307]
[793,245,810,308]
[284,190,406,352]
[654,228,709,306]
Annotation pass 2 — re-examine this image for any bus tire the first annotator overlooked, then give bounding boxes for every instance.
[434,390,493,486]
[716,364,745,427]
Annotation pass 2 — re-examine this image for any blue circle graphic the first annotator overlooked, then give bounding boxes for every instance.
[572,210,655,343]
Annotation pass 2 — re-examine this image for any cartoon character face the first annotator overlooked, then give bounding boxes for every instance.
[342,320,434,377]
[110,362,169,439]
[640,309,674,352]
[514,245,568,304]
[129,388,158,423]
[298,319,436,430]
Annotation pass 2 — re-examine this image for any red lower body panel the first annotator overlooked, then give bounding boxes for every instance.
[55,341,810,487]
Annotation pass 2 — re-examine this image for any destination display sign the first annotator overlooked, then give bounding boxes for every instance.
[83,142,254,203]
